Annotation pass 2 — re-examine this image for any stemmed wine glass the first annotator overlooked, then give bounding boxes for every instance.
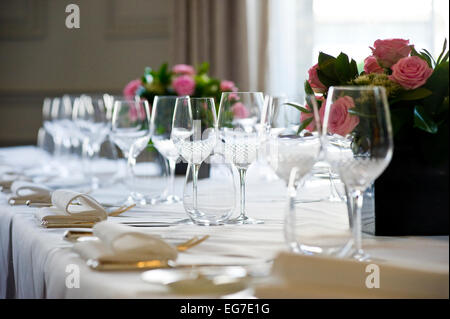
[171,97,217,223]
[110,98,151,205]
[322,86,393,261]
[47,96,73,159]
[150,96,182,204]
[217,92,265,224]
[73,94,111,189]
[265,95,345,202]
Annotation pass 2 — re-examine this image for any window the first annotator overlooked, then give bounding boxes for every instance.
[267,0,449,96]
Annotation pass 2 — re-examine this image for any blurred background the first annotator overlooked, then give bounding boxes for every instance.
[1,0,448,146]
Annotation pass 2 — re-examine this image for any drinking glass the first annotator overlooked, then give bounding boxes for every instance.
[39,97,54,154]
[73,94,111,189]
[150,96,181,204]
[265,95,345,202]
[46,96,73,158]
[217,92,265,224]
[323,86,393,261]
[110,98,151,205]
[171,97,217,224]
[265,95,350,256]
[61,94,83,157]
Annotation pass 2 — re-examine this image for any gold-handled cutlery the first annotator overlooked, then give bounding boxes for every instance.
[81,235,210,270]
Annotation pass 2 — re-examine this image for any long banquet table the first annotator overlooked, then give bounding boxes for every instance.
[0,146,448,298]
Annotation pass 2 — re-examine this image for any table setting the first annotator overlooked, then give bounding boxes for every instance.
[0,38,448,299]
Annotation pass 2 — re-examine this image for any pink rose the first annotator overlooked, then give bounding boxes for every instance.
[364,56,384,74]
[128,100,148,122]
[123,79,142,99]
[231,102,250,119]
[307,64,327,93]
[172,75,196,96]
[172,64,195,76]
[220,80,238,92]
[389,56,433,90]
[300,97,326,131]
[370,38,412,68]
[327,96,359,136]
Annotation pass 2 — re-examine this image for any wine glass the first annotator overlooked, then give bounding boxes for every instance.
[171,97,217,224]
[265,95,322,184]
[265,95,352,255]
[47,96,73,158]
[265,95,345,202]
[322,86,393,261]
[150,96,181,204]
[217,92,265,224]
[73,94,111,189]
[39,97,54,154]
[110,98,151,205]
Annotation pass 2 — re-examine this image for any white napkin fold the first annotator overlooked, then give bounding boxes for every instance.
[0,172,32,192]
[73,221,178,263]
[35,189,108,227]
[254,252,449,298]
[8,181,51,204]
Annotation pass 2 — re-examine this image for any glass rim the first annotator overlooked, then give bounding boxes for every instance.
[329,85,387,91]
[221,91,264,95]
[175,96,215,101]
[154,95,182,99]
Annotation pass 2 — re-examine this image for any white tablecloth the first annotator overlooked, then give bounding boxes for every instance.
[0,146,448,298]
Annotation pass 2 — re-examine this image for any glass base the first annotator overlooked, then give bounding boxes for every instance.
[350,250,371,262]
[117,192,152,206]
[227,215,264,225]
[151,194,181,205]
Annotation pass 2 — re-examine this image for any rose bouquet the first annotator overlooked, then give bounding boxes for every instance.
[300,38,449,164]
[124,62,238,104]
[300,38,449,235]
[124,62,241,129]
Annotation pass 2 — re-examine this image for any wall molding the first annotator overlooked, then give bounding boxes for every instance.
[0,0,47,40]
[104,0,169,39]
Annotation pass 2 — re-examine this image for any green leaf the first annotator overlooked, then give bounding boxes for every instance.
[411,47,432,68]
[436,39,447,65]
[297,117,313,134]
[422,49,436,66]
[318,52,338,80]
[284,102,311,113]
[394,87,433,102]
[304,80,314,95]
[413,105,438,133]
[350,59,359,77]
[335,53,352,82]
[197,62,209,74]
[348,109,376,118]
[438,51,449,66]
[317,69,339,87]
[422,61,449,115]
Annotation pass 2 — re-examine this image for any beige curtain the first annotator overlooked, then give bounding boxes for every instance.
[171,0,254,90]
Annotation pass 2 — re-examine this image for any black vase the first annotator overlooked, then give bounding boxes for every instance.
[363,133,449,236]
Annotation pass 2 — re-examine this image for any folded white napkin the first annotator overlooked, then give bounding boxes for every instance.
[254,252,449,298]
[8,181,52,204]
[73,221,178,263]
[0,172,32,192]
[35,190,108,227]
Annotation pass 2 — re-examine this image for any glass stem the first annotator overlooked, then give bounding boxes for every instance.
[352,189,364,256]
[192,163,200,211]
[238,168,247,219]
[126,154,136,189]
[167,159,176,196]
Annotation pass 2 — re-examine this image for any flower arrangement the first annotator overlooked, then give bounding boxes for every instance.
[301,38,449,163]
[124,62,238,106]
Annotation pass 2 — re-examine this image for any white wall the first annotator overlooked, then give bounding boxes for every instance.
[0,0,172,145]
